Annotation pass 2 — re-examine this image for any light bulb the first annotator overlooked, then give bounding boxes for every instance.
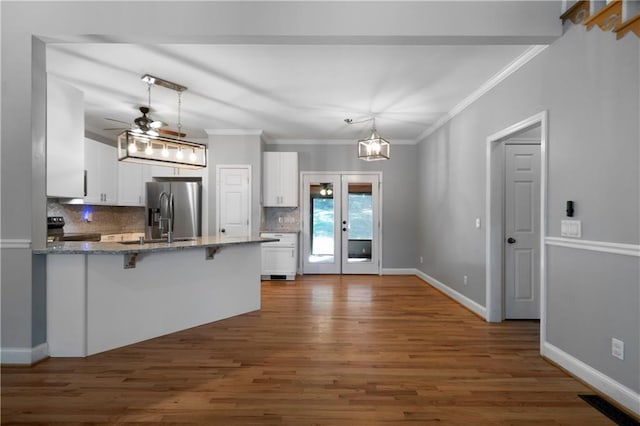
[145,143,153,155]
[371,141,381,154]
[176,148,184,160]
[189,149,197,162]
[327,189,333,195]
[128,142,137,153]
[320,189,326,196]
[161,145,169,158]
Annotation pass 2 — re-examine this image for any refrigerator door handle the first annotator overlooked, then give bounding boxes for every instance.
[170,193,175,233]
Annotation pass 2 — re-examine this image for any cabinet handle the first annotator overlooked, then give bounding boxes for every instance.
[291,249,294,258]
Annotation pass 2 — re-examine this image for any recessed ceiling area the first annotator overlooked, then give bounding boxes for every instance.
[46,43,533,143]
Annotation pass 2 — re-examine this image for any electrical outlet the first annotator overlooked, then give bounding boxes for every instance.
[463,275,468,285]
[612,338,624,360]
[419,256,423,264]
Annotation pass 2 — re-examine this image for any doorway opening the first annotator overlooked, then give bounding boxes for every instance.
[302,172,382,275]
[486,111,548,346]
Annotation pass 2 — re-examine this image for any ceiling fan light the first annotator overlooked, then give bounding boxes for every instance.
[150,120,163,129]
[146,129,159,137]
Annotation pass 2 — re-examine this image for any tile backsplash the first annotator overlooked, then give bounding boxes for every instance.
[262,207,300,232]
[47,199,145,235]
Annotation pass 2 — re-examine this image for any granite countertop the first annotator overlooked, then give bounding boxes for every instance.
[34,235,278,255]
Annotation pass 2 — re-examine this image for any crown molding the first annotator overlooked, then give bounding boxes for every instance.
[266,138,417,146]
[416,44,549,143]
[205,129,263,136]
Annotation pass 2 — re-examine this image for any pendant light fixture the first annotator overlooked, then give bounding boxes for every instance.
[118,74,207,169]
[356,117,390,161]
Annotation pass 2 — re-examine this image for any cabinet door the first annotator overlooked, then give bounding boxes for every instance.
[263,152,280,206]
[148,165,177,178]
[279,152,298,207]
[46,76,85,198]
[117,162,144,206]
[84,138,118,205]
[101,143,118,204]
[261,246,296,275]
[83,138,103,204]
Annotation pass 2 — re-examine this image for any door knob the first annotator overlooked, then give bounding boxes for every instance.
[342,228,347,232]
[507,237,516,244]
[342,220,347,225]
[221,228,226,233]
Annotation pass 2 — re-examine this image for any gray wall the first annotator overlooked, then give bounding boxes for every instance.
[417,26,639,391]
[267,144,418,269]
[207,134,262,236]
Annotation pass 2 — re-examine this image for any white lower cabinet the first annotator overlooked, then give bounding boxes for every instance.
[260,233,297,280]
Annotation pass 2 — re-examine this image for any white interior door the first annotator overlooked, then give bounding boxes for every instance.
[341,175,380,274]
[302,174,342,274]
[217,166,250,237]
[302,173,381,275]
[504,144,541,319]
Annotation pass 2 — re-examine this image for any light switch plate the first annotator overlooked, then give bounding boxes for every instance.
[612,338,624,360]
[561,220,581,238]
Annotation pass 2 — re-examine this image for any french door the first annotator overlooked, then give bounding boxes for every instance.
[302,173,381,274]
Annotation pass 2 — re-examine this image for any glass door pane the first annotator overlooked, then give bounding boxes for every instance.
[302,174,341,274]
[310,182,335,263]
[346,183,373,263]
[341,174,380,274]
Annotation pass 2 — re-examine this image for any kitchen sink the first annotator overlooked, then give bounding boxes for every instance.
[119,237,197,245]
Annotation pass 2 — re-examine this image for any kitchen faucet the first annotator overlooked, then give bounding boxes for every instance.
[158,191,174,243]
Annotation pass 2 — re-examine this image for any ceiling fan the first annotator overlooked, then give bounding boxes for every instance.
[104,112,186,137]
[105,74,189,138]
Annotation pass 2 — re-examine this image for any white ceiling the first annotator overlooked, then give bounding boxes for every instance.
[47,42,532,143]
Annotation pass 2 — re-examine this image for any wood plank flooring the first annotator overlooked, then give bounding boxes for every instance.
[2,275,612,425]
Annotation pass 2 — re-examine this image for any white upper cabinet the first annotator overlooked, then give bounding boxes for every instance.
[84,138,117,205]
[117,161,145,206]
[263,152,298,207]
[46,75,85,198]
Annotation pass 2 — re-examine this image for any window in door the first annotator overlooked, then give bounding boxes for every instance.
[310,183,335,264]
[346,185,373,263]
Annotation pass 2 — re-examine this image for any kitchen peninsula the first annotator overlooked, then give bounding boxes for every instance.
[34,235,276,357]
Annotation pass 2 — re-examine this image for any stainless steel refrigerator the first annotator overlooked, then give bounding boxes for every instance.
[146,181,202,239]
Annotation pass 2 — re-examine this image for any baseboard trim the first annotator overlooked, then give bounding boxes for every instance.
[415,270,487,318]
[1,343,49,365]
[382,268,418,275]
[542,342,640,417]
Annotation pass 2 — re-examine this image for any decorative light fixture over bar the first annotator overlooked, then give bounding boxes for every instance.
[357,118,390,161]
[118,74,207,169]
[117,131,207,169]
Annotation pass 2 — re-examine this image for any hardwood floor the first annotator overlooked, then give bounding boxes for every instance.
[2,275,611,425]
